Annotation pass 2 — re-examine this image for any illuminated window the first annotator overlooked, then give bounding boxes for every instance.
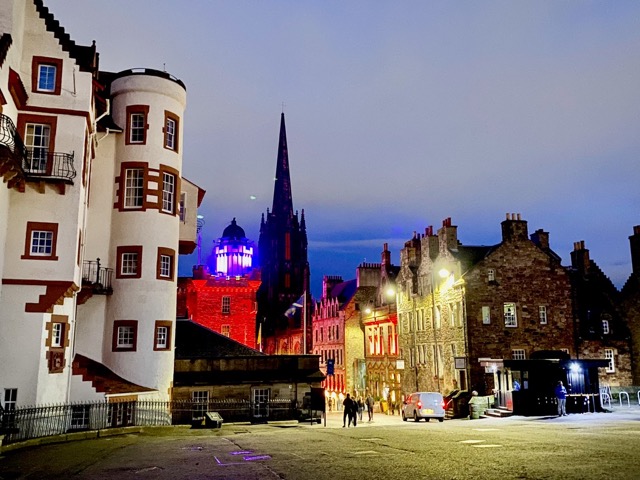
[221,325,230,337]
[504,303,517,327]
[539,306,547,324]
[511,349,526,360]
[162,173,176,213]
[604,349,615,373]
[488,269,495,281]
[113,320,137,351]
[602,320,610,335]
[124,168,144,208]
[222,296,230,314]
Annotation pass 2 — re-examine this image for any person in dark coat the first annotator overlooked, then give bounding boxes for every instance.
[343,393,354,427]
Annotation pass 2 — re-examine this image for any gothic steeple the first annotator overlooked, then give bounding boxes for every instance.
[271,113,294,221]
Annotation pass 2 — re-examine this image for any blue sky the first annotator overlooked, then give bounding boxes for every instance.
[48,1,640,298]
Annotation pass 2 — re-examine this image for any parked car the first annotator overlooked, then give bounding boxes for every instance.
[402,392,445,422]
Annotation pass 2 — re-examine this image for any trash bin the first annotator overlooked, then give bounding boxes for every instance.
[469,403,480,420]
[205,412,223,428]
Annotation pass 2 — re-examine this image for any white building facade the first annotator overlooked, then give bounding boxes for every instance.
[0,0,202,409]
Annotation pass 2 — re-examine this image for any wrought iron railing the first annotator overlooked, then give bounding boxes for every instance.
[0,399,298,445]
[23,149,76,182]
[0,113,27,164]
[82,259,113,294]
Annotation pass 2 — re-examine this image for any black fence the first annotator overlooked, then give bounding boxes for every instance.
[22,150,76,182]
[82,259,114,294]
[0,398,298,445]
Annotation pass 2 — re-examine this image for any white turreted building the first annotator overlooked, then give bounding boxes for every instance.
[0,0,204,410]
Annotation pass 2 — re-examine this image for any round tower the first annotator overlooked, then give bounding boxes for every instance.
[105,69,186,399]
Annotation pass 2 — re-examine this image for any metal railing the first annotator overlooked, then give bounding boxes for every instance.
[0,113,27,165]
[0,398,298,445]
[82,259,113,294]
[22,149,76,182]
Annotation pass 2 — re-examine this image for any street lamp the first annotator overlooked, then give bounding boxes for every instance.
[431,266,450,393]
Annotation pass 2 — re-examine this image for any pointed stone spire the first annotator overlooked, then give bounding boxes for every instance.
[271,113,294,221]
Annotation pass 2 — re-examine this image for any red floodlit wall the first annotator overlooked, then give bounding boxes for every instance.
[182,275,260,350]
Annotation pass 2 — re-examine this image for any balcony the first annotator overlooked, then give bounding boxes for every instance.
[81,259,113,296]
[23,149,76,183]
[0,113,27,188]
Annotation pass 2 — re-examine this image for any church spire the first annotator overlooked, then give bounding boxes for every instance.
[271,113,294,220]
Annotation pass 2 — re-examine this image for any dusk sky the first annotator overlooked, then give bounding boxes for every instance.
[49,1,640,298]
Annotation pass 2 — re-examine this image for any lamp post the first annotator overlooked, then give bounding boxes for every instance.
[431,267,449,393]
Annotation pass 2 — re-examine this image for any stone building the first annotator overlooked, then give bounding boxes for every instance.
[569,240,633,386]
[396,215,576,405]
[621,226,640,385]
[173,319,324,422]
[358,244,401,407]
[311,275,358,404]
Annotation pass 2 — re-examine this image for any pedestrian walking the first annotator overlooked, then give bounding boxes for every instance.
[343,393,354,427]
[349,398,358,427]
[555,380,567,416]
[366,394,374,422]
[357,397,364,421]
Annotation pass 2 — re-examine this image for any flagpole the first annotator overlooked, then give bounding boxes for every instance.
[303,291,307,354]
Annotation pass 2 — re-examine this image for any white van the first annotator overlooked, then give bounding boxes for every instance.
[402,392,445,422]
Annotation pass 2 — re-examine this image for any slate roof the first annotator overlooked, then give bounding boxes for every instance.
[329,278,357,309]
[175,319,263,359]
[73,354,155,395]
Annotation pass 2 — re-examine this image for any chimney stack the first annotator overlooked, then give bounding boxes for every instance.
[630,225,640,275]
[381,243,391,267]
[501,213,528,242]
[438,217,458,252]
[570,240,590,275]
[530,229,550,250]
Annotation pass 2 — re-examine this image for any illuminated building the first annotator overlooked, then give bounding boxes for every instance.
[178,218,260,350]
[311,276,357,403]
[214,218,255,276]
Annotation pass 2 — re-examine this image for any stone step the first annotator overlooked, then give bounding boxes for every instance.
[484,408,513,418]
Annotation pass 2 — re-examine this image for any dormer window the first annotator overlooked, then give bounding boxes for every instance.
[602,319,610,335]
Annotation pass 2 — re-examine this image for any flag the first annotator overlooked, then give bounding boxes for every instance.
[257,323,262,352]
[284,294,304,319]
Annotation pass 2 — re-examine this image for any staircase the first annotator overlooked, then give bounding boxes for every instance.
[483,407,513,418]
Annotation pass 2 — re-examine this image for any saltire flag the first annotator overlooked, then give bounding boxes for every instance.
[284,295,304,319]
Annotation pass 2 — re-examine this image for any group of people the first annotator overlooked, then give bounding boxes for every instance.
[342,393,375,427]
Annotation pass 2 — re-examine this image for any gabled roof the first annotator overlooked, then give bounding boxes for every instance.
[329,278,357,309]
[453,245,497,273]
[175,319,263,359]
[33,0,98,73]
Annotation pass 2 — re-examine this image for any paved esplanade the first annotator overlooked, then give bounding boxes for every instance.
[1,407,639,479]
